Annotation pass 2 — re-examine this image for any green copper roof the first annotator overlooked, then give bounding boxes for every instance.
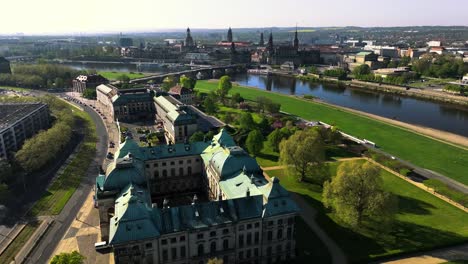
[212,128,236,147]
[209,146,261,179]
[155,95,196,125]
[356,51,373,56]
[109,184,159,245]
[115,138,144,160]
[103,154,146,191]
[112,93,153,106]
[219,172,267,199]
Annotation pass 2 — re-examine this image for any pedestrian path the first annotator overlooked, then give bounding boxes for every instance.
[379,243,468,264]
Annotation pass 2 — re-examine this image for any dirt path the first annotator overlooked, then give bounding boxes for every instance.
[378,243,468,264]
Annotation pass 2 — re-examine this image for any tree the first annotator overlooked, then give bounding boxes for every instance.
[180,75,196,89]
[245,130,264,157]
[204,95,217,114]
[189,131,205,142]
[267,129,283,152]
[161,76,176,91]
[231,92,243,106]
[279,129,325,182]
[323,161,398,229]
[352,64,371,76]
[217,75,232,102]
[50,251,85,264]
[238,112,256,131]
[82,88,97,99]
[399,56,411,67]
[117,74,130,84]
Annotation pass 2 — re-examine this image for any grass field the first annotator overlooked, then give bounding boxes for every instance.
[0,221,40,263]
[195,80,468,185]
[98,71,147,80]
[267,160,468,262]
[0,86,32,92]
[29,109,97,216]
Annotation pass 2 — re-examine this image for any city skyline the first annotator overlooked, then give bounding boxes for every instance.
[1,0,468,35]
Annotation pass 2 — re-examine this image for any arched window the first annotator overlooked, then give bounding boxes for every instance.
[210,241,216,253]
[179,168,184,176]
[154,170,159,178]
[198,244,204,256]
[223,239,229,250]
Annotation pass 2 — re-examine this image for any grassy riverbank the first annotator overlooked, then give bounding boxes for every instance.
[195,80,468,185]
[267,160,468,262]
[98,71,146,80]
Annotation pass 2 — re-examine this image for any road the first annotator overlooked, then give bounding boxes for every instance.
[25,103,108,263]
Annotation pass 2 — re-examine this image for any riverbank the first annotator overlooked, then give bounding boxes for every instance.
[295,74,468,106]
[196,80,468,185]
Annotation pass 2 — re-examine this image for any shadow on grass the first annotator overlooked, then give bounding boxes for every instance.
[293,192,467,263]
[291,216,332,264]
[397,195,435,215]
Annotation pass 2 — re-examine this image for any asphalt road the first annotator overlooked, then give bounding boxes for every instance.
[25,103,108,264]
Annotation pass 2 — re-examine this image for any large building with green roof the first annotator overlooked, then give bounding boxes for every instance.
[96,129,299,264]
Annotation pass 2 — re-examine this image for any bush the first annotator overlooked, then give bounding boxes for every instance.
[323,68,347,80]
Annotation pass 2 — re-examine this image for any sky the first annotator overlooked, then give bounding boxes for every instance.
[1,0,468,35]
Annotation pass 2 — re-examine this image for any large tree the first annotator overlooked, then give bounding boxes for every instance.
[203,95,218,114]
[217,75,232,102]
[50,251,85,264]
[352,64,371,76]
[245,130,264,157]
[180,75,196,89]
[279,129,325,182]
[267,129,284,152]
[238,112,256,131]
[323,161,398,229]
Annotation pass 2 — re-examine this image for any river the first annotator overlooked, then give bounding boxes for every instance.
[231,74,468,137]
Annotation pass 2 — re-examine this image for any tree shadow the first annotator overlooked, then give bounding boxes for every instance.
[256,152,279,163]
[396,195,435,215]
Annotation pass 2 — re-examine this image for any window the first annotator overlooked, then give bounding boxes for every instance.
[188,167,192,176]
[180,235,185,242]
[162,239,167,245]
[210,241,216,253]
[171,168,175,177]
[223,256,229,264]
[170,161,175,165]
[145,243,152,249]
[239,234,244,247]
[179,160,183,165]
[267,246,272,255]
[288,217,294,225]
[171,247,177,259]
[162,170,167,177]
[247,233,252,245]
[162,162,166,166]
[163,249,168,261]
[171,237,177,243]
[247,223,252,230]
[278,219,283,225]
[145,164,149,168]
[276,244,282,253]
[154,171,159,178]
[154,163,158,167]
[254,232,259,243]
[267,231,272,241]
[196,158,200,162]
[197,244,204,256]
[277,229,283,240]
[239,225,244,231]
[247,249,251,258]
[254,222,260,228]
[223,239,229,250]
[268,221,273,227]
[223,228,229,234]
[254,248,259,257]
[179,167,184,176]
[210,231,216,237]
[287,227,292,239]
[187,159,192,164]
[238,251,244,259]
[197,233,204,240]
[180,246,186,258]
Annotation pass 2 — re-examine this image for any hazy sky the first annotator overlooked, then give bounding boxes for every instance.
[1,0,467,34]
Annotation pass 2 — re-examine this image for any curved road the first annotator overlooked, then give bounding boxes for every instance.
[25,103,108,264]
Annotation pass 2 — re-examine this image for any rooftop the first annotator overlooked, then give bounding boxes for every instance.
[0,103,47,131]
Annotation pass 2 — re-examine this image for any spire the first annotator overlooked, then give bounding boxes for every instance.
[267,32,274,51]
[293,25,299,50]
[185,27,194,47]
[259,32,264,46]
[227,27,233,42]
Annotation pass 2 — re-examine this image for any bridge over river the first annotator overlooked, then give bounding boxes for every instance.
[129,64,247,84]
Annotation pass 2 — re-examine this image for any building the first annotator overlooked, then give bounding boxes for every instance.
[120,37,134,47]
[72,74,109,93]
[0,103,50,159]
[95,129,300,264]
[154,95,198,144]
[373,67,411,78]
[462,74,468,85]
[0,57,11,74]
[96,84,155,122]
[427,40,442,47]
[168,85,194,105]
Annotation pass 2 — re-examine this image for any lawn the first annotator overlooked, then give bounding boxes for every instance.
[293,217,332,264]
[195,80,468,185]
[0,86,32,92]
[29,109,97,216]
[0,221,40,263]
[267,160,468,262]
[98,71,147,81]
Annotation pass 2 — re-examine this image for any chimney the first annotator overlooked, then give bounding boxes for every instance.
[246,187,250,197]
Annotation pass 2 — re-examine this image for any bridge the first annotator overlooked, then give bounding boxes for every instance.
[129,64,248,84]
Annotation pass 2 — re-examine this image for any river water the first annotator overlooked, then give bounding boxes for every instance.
[231,74,468,137]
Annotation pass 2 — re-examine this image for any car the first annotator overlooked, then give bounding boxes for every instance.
[103,116,107,119]
[106,152,114,159]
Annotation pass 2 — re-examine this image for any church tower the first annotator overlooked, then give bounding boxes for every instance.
[227,27,233,42]
[293,27,299,50]
[185,27,194,47]
[267,32,274,51]
[259,32,264,46]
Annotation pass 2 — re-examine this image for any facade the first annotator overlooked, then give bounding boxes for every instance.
[72,74,109,93]
[95,129,300,264]
[96,84,155,122]
[154,95,198,144]
[0,103,50,159]
[0,57,11,74]
[168,85,194,105]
